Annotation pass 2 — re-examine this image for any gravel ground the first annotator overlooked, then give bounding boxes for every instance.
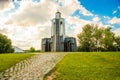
[0,53,66,80]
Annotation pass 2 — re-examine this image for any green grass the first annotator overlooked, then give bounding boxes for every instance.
[0,53,35,72]
[47,52,120,80]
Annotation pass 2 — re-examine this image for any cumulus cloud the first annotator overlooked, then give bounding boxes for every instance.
[113,28,120,36]
[0,0,9,10]
[0,27,8,35]
[108,17,120,24]
[5,0,58,27]
[92,16,100,22]
[103,16,110,19]
[78,5,93,16]
[5,24,51,49]
[112,10,117,14]
[66,16,91,37]
[0,0,14,11]
[5,0,93,27]
[59,0,93,17]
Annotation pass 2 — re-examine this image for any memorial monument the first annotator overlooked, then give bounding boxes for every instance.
[41,11,77,52]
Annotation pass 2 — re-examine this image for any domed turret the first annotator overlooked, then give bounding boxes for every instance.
[55,11,61,18]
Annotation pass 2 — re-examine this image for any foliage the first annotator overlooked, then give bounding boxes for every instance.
[29,47,36,52]
[47,52,120,80]
[0,53,34,72]
[0,33,14,53]
[25,47,41,53]
[35,50,41,52]
[77,24,120,51]
[114,36,120,51]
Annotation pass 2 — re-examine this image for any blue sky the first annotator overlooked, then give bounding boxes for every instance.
[79,0,120,17]
[0,0,120,49]
[73,0,120,31]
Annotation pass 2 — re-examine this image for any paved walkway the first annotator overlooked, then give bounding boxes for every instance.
[0,53,66,80]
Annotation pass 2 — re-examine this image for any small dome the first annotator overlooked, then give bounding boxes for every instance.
[56,11,61,14]
[56,9,61,14]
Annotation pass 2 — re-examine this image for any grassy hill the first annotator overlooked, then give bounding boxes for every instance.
[0,53,34,72]
[45,52,120,80]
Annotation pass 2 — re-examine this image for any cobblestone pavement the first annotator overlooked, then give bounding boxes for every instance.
[0,53,66,80]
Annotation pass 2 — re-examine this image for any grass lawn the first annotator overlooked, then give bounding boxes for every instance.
[45,52,120,80]
[0,53,35,72]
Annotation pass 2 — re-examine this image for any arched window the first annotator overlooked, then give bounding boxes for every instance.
[60,21,62,25]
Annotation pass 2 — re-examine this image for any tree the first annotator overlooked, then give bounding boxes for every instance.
[77,24,118,52]
[77,24,95,51]
[0,33,14,53]
[114,36,120,51]
[101,27,115,51]
[93,27,103,51]
[29,47,35,52]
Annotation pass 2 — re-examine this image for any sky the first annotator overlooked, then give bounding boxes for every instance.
[0,0,120,50]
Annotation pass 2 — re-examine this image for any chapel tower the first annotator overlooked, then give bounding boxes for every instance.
[41,11,77,52]
[51,11,65,51]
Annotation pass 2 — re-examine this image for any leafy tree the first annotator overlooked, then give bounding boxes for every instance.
[29,47,35,52]
[101,27,115,51]
[77,24,119,52]
[114,36,120,51]
[77,24,95,51]
[93,27,103,51]
[0,33,14,53]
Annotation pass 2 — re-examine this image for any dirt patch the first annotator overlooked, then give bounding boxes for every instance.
[46,71,56,80]
[44,67,57,80]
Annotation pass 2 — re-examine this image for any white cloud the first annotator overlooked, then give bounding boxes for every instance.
[108,17,120,24]
[0,27,8,35]
[118,6,120,9]
[103,16,110,19]
[1,24,51,50]
[0,0,10,10]
[66,16,91,37]
[5,0,58,27]
[78,5,93,16]
[56,0,93,17]
[0,0,14,12]
[59,0,79,17]
[113,28,120,36]
[92,16,100,22]
[112,10,117,14]
[5,0,93,27]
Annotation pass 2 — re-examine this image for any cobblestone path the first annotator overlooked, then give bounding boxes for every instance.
[0,53,66,80]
